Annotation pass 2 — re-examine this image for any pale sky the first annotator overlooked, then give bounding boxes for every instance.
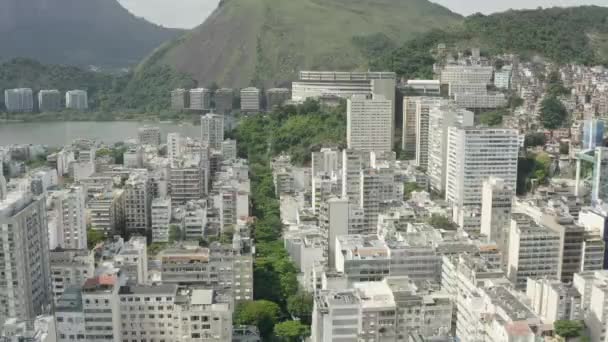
[118,0,608,29]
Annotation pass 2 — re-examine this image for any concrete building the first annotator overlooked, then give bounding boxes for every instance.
[402,79,441,96]
[266,88,290,110]
[4,88,34,112]
[427,103,473,193]
[312,148,341,177]
[137,126,161,146]
[214,88,234,114]
[335,235,390,283]
[81,275,122,341]
[124,172,151,235]
[182,200,207,240]
[55,288,86,342]
[494,68,512,89]
[113,236,148,285]
[0,187,51,324]
[87,190,125,234]
[170,158,207,206]
[480,177,513,254]
[319,198,364,268]
[347,95,393,153]
[341,149,370,206]
[240,87,261,113]
[201,113,224,150]
[171,88,190,110]
[65,90,88,110]
[446,127,519,231]
[541,214,585,283]
[151,197,172,243]
[439,65,494,85]
[172,288,233,341]
[448,83,487,97]
[123,146,144,169]
[526,277,582,324]
[507,214,561,289]
[48,186,87,250]
[49,249,94,303]
[221,139,237,160]
[118,284,178,341]
[190,88,212,111]
[38,89,61,112]
[453,92,507,109]
[573,270,608,342]
[167,132,183,163]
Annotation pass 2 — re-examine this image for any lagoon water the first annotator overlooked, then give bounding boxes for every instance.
[0,121,202,146]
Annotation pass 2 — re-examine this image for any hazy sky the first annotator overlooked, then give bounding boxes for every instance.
[118,0,608,29]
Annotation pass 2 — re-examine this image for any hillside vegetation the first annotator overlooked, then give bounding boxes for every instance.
[373,6,608,79]
[140,0,461,88]
[0,0,182,68]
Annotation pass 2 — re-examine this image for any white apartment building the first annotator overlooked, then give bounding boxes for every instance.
[151,197,172,243]
[172,288,233,341]
[341,149,370,206]
[507,214,561,289]
[171,88,189,110]
[88,190,125,234]
[182,199,207,240]
[439,65,494,85]
[65,90,88,110]
[137,126,161,146]
[81,275,122,342]
[118,284,178,342]
[48,186,87,249]
[446,127,519,231]
[240,87,260,113]
[448,83,487,97]
[480,177,514,253]
[4,88,34,112]
[50,248,95,303]
[170,158,206,206]
[201,113,224,150]
[319,197,363,268]
[55,288,86,342]
[347,95,393,153]
[0,187,52,324]
[494,68,512,89]
[335,235,390,283]
[38,89,61,112]
[311,173,341,214]
[124,172,151,235]
[453,92,507,109]
[427,103,473,193]
[167,132,184,164]
[123,146,144,169]
[113,236,148,285]
[526,277,582,324]
[190,88,212,110]
[221,139,237,160]
[573,270,608,342]
[312,148,342,176]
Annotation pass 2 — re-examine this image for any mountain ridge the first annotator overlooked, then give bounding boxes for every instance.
[0,0,183,68]
[140,0,462,88]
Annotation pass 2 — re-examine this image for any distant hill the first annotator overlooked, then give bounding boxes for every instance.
[0,0,183,68]
[140,0,462,88]
[373,6,608,79]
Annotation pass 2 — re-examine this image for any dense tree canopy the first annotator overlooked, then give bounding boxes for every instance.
[235,300,281,338]
[540,96,568,130]
[274,320,311,342]
[554,320,584,338]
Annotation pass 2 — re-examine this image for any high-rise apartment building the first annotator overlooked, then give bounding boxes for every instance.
[171,88,190,110]
[65,90,88,110]
[214,88,233,114]
[4,88,34,112]
[48,186,87,249]
[266,88,290,110]
[87,190,125,234]
[189,88,212,110]
[347,95,392,153]
[446,127,519,230]
[170,158,206,206]
[240,87,260,113]
[38,89,61,112]
[151,197,172,243]
[480,177,514,252]
[341,149,370,205]
[221,139,237,160]
[124,172,152,235]
[137,126,161,146]
[0,187,51,324]
[439,65,494,85]
[167,132,183,163]
[49,248,94,303]
[201,113,224,150]
[427,103,473,193]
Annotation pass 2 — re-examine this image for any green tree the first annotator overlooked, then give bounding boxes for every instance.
[524,132,547,148]
[404,182,423,200]
[235,300,281,338]
[87,229,106,249]
[426,214,457,230]
[546,71,570,97]
[287,292,314,324]
[554,320,583,339]
[540,96,568,131]
[274,320,311,342]
[479,110,504,126]
[169,225,182,242]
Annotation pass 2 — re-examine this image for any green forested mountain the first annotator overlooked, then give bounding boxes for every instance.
[373,6,608,79]
[139,0,462,88]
